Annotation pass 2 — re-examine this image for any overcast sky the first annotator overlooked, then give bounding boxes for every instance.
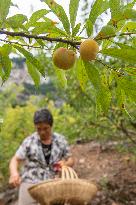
[9,0,80,21]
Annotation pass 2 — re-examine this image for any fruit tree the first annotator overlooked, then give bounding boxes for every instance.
[0,0,136,114]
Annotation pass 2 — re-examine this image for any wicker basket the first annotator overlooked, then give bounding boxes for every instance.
[28,166,97,205]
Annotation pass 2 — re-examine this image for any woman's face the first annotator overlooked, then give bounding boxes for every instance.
[35,122,52,141]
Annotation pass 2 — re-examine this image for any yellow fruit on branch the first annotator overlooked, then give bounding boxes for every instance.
[79,39,99,61]
[53,47,76,70]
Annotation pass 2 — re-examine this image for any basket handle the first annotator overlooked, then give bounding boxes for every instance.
[61,166,78,180]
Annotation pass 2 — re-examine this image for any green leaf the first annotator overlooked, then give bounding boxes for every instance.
[76,58,88,91]
[101,47,136,64]
[84,61,111,113]
[124,67,136,76]
[0,44,12,81]
[26,9,50,28]
[83,61,101,89]
[122,21,136,32]
[14,45,45,76]
[0,44,12,56]
[0,64,4,80]
[109,0,122,21]
[32,22,67,36]
[54,65,67,88]
[116,82,126,108]
[87,0,109,36]
[72,23,81,36]
[54,42,67,51]
[124,0,136,10]
[118,76,136,103]
[44,0,70,34]
[102,39,113,49]
[97,25,116,38]
[122,8,136,20]
[115,42,135,50]
[86,20,93,37]
[69,0,80,29]
[0,52,12,81]
[26,62,40,87]
[96,84,111,113]
[35,39,45,48]
[0,0,11,26]
[108,70,115,85]
[6,14,28,29]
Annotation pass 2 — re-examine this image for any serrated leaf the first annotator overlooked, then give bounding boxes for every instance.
[118,76,136,103]
[0,44,12,56]
[116,82,126,108]
[122,8,136,20]
[36,39,45,48]
[72,23,81,36]
[109,0,122,21]
[0,44,12,81]
[101,47,136,64]
[54,65,67,88]
[0,0,11,26]
[26,61,40,87]
[69,0,80,29]
[0,54,12,81]
[87,0,109,36]
[54,42,67,51]
[102,39,113,49]
[97,25,116,38]
[0,64,4,80]
[32,22,67,36]
[124,67,136,76]
[96,84,111,113]
[83,61,101,89]
[89,0,109,23]
[84,61,111,113]
[14,45,45,77]
[6,14,28,29]
[26,9,50,28]
[86,20,93,37]
[115,42,134,50]
[76,58,88,91]
[122,21,136,32]
[124,0,136,10]
[2,56,12,80]
[44,0,70,34]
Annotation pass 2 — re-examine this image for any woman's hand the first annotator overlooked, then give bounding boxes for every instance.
[57,160,67,167]
[9,172,21,187]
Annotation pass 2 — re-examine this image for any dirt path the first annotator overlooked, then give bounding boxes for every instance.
[72,141,136,205]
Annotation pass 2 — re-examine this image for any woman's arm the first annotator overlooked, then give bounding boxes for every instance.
[9,155,23,187]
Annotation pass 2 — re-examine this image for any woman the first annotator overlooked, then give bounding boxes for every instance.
[9,108,74,205]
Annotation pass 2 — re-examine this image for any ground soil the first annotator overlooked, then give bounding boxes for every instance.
[72,141,136,205]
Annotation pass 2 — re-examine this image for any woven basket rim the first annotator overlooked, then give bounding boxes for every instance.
[28,178,94,192]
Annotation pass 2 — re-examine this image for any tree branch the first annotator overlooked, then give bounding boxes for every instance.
[0,38,54,50]
[0,39,42,49]
[0,30,135,49]
[0,29,80,48]
[95,32,136,41]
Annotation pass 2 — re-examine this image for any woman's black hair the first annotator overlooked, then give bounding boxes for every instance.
[33,108,53,126]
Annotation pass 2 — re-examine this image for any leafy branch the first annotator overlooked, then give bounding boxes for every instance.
[0,38,54,50]
[0,30,136,49]
[95,32,136,41]
[0,29,80,48]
